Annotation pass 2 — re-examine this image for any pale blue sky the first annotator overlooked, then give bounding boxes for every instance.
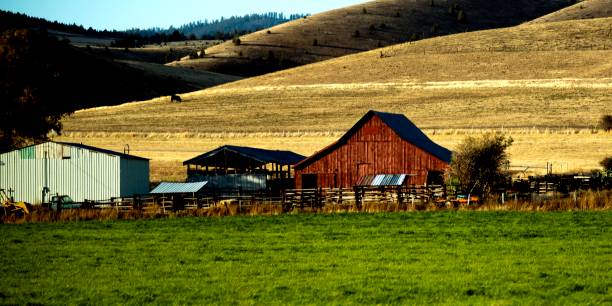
[0,0,365,31]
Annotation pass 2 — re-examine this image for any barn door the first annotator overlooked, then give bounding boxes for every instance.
[302,174,318,189]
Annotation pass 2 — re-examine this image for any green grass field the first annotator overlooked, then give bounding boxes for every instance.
[1,212,610,305]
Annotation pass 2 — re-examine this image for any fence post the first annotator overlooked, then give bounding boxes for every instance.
[354,186,362,210]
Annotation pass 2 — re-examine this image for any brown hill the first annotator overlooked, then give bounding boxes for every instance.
[169,0,571,76]
[64,17,612,134]
[528,0,612,23]
[59,17,612,179]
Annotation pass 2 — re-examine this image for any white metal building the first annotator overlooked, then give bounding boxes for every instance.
[0,141,149,204]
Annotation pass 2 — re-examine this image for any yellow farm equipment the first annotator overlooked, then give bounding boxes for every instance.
[1,189,30,217]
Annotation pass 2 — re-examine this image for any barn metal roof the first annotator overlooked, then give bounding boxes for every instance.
[150,181,208,194]
[183,145,306,167]
[356,174,412,187]
[295,110,452,169]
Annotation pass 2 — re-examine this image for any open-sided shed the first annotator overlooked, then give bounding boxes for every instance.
[183,145,305,191]
[294,110,452,188]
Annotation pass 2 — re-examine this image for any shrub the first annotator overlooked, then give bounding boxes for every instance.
[369,24,376,31]
[354,30,361,38]
[232,37,241,45]
[362,8,367,14]
[313,38,318,46]
[396,12,401,17]
[267,30,272,34]
[449,133,513,198]
[601,157,612,171]
[599,114,612,131]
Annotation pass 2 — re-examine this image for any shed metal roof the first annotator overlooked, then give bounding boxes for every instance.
[55,141,149,161]
[295,110,452,169]
[150,181,208,194]
[1,141,149,161]
[183,145,306,167]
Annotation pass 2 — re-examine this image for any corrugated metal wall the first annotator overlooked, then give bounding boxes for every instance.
[190,174,267,191]
[0,142,147,204]
[120,158,150,196]
[295,116,449,188]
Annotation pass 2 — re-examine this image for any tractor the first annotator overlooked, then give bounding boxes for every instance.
[0,189,31,217]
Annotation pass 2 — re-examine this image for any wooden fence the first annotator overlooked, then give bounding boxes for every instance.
[56,173,611,213]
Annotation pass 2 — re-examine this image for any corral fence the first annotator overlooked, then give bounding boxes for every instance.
[25,173,612,216]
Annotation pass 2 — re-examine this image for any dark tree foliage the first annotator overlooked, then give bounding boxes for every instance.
[599,114,612,131]
[126,12,308,43]
[0,29,75,151]
[601,157,612,171]
[449,134,513,197]
[0,9,123,38]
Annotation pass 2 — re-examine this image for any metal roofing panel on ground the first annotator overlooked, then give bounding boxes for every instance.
[150,181,208,194]
[356,174,408,187]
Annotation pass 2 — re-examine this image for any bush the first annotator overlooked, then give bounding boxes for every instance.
[449,134,513,197]
[599,114,612,131]
[362,8,367,14]
[313,38,318,46]
[601,157,612,171]
[232,37,241,45]
[354,30,361,38]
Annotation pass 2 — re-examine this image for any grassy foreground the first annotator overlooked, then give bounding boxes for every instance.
[1,212,610,305]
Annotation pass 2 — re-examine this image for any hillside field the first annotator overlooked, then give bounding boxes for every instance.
[56,18,612,181]
[1,212,610,304]
[171,0,569,76]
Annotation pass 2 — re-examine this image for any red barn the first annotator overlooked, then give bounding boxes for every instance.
[294,110,452,188]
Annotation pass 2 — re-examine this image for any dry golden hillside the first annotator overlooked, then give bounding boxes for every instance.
[169,0,570,76]
[59,18,612,179]
[528,0,612,24]
[65,18,612,132]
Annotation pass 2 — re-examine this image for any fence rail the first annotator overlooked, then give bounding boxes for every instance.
[44,173,612,214]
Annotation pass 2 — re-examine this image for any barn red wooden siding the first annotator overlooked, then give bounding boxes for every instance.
[295,113,450,188]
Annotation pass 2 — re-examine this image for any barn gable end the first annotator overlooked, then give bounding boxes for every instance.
[295,110,452,188]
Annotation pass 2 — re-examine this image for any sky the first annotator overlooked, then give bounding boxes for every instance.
[0,0,365,31]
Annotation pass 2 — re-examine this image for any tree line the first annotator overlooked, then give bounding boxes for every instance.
[0,9,306,48]
[121,12,307,46]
